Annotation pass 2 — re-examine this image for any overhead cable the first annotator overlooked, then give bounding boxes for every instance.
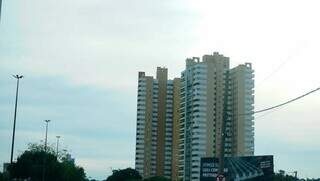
[241,87,320,115]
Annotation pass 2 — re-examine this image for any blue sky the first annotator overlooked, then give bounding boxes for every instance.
[0,74,137,178]
[1,0,320,179]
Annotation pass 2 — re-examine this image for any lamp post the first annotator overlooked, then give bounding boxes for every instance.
[44,120,51,152]
[56,136,61,157]
[42,120,51,181]
[10,75,23,164]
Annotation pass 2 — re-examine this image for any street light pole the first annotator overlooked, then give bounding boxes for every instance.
[44,120,51,152]
[56,136,61,157]
[10,75,23,164]
[42,120,51,181]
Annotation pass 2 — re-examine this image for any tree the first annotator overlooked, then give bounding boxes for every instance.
[272,172,298,181]
[143,176,171,181]
[8,143,87,181]
[106,168,142,181]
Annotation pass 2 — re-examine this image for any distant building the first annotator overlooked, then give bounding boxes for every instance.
[135,67,180,180]
[135,52,255,181]
[179,52,255,181]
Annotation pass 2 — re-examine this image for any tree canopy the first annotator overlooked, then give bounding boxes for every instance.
[143,176,170,181]
[105,168,172,181]
[8,143,86,181]
[106,168,142,181]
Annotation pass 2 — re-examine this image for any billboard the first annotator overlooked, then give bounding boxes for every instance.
[200,155,274,181]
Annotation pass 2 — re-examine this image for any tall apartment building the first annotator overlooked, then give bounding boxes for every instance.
[179,52,255,181]
[229,63,255,156]
[135,67,181,180]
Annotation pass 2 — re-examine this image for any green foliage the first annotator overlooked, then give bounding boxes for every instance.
[105,168,172,181]
[143,176,170,181]
[0,171,10,181]
[8,143,86,181]
[272,173,297,181]
[106,168,142,181]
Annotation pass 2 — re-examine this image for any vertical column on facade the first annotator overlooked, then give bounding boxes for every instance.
[164,80,173,177]
[206,60,216,158]
[156,67,168,176]
[191,62,207,181]
[178,71,187,180]
[179,58,197,181]
[135,72,146,176]
[244,63,254,156]
[171,78,181,181]
[151,80,159,175]
[144,76,154,177]
[135,72,154,178]
[224,70,233,158]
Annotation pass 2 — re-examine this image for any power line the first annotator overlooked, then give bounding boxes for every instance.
[254,108,278,120]
[255,42,308,88]
[256,56,293,87]
[241,87,320,115]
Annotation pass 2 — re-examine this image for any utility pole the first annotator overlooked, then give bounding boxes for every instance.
[10,75,23,164]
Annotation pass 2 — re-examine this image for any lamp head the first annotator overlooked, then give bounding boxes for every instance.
[12,75,24,79]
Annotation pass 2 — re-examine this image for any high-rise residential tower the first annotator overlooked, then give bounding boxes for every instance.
[135,67,181,180]
[179,52,255,181]
[229,63,255,156]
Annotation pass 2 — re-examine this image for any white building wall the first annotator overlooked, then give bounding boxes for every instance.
[135,77,147,176]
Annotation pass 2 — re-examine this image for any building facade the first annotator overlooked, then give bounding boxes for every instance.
[229,63,255,156]
[135,52,254,181]
[179,52,255,181]
[135,67,180,180]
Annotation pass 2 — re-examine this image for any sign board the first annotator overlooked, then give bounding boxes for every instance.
[200,155,274,181]
[200,157,219,181]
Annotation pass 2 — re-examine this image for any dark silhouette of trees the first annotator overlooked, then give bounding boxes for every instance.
[143,176,170,181]
[105,168,172,181]
[106,168,142,181]
[8,143,86,181]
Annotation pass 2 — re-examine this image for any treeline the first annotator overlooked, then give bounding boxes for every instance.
[0,143,86,181]
[0,143,171,181]
[247,172,320,181]
[1,144,319,181]
[105,168,170,181]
